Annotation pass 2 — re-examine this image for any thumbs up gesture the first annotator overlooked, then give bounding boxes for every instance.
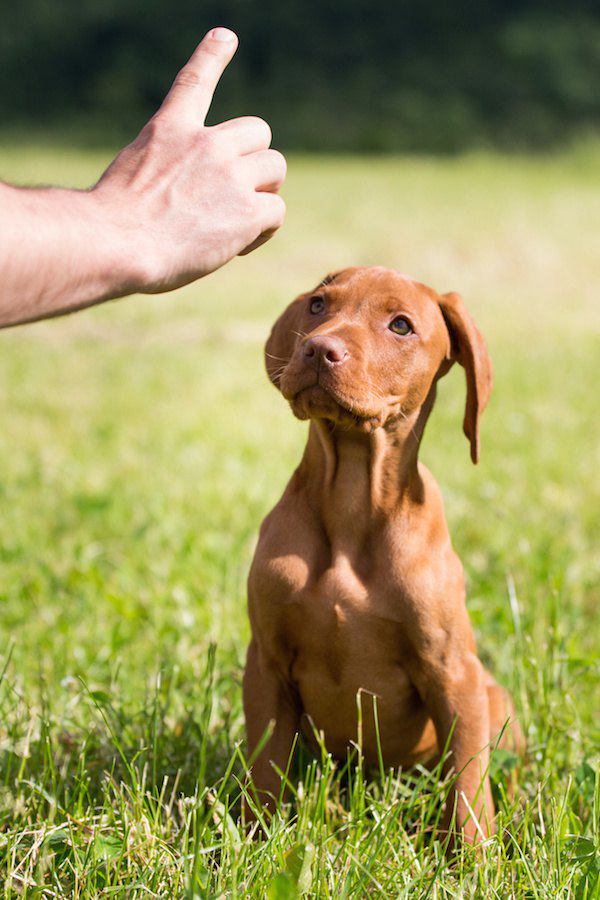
[93,28,286,293]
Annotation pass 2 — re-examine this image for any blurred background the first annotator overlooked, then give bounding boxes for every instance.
[0,2,599,891]
[2,0,599,151]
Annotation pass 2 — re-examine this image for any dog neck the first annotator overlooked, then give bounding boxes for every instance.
[297,385,437,547]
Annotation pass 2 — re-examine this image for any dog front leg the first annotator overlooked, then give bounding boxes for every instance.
[243,639,300,819]
[415,651,495,847]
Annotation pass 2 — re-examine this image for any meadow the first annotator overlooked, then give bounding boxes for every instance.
[0,140,598,896]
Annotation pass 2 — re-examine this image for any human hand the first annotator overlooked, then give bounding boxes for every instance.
[92,28,286,294]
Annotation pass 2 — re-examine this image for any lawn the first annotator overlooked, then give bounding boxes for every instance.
[0,140,598,896]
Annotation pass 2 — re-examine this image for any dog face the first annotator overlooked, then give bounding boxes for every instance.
[266,267,492,461]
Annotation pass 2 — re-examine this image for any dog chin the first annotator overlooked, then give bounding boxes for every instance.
[289,384,384,431]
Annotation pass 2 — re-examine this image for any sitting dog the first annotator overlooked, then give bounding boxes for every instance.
[243,266,522,844]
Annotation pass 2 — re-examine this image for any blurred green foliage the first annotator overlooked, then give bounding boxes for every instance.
[1,0,599,151]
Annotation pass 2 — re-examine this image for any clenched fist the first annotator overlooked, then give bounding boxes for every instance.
[0,28,286,328]
[93,28,287,292]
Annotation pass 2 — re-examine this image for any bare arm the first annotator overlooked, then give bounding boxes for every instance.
[0,28,286,330]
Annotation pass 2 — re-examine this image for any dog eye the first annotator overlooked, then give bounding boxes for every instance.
[309,296,326,314]
[389,316,412,336]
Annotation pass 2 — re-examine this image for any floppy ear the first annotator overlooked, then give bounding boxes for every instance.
[438,292,493,464]
[264,296,306,388]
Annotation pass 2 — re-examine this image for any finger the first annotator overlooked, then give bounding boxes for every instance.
[239,194,285,256]
[238,229,278,256]
[212,116,272,154]
[160,28,238,122]
[241,149,287,192]
[252,192,286,239]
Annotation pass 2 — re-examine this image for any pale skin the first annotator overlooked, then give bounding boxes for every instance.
[0,27,286,329]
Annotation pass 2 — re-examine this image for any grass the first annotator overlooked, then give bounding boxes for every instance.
[0,139,599,896]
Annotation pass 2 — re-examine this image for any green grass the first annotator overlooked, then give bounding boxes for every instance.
[0,141,599,896]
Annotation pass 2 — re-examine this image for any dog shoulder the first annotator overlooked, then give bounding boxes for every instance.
[248,483,321,606]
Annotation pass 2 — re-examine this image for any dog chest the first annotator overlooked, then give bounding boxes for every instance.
[281,556,407,659]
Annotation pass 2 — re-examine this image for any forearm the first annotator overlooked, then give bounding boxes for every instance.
[0,182,138,329]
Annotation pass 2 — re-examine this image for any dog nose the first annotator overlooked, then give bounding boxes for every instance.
[303,335,349,366]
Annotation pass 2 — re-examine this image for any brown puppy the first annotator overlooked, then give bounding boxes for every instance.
[243,266,522,845]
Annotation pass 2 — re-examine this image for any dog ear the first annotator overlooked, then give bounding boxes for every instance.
[438,292,493,464]
[265,296,306,388]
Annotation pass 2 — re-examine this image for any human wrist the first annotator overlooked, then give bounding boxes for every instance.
[0,181,152,328]
[5,182,143,301]
[82,185,151,299]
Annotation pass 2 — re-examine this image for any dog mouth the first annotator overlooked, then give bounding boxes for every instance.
[289,382,385,430]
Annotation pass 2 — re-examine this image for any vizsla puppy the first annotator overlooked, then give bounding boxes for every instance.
[244,267,522,845]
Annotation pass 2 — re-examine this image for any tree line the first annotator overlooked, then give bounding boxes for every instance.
[1,0,599,151]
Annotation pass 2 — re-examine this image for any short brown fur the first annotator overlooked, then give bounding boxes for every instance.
[244,266,522,846]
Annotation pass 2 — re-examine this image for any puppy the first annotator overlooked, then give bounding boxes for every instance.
[243,267,522,844]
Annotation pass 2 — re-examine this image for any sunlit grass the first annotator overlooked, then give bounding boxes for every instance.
[0,141,598,895]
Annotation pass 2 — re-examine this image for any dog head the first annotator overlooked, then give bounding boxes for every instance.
[266,267,492,462]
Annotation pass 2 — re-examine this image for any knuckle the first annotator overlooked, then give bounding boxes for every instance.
[270,149,287,175]
[270,194,286,225]
[242,115,272,144]
[139,117,161,142]
[174,66,204,90]
[255,117,272,144]
[247,115,270,130]
[198,40,227,59]
[193,126,222,158]
[208,123,234,148]
[137,114,177,148]
[144,110,196,145]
